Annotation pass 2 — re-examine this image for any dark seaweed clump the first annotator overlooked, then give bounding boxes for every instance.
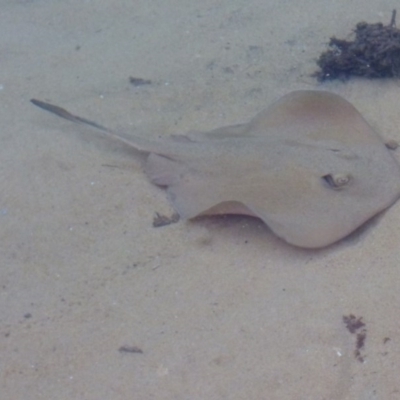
[314,10,400,81]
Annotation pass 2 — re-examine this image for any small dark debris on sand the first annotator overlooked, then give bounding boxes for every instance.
[118,345,143,354]
[342,314,367,362]
[314,10,400,80]
[152,212,180,227]
[129,77,152,86]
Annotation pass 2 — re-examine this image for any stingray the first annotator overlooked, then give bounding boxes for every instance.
[30,90,400,248]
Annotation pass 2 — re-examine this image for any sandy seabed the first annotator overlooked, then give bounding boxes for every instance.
[1,1,400,399]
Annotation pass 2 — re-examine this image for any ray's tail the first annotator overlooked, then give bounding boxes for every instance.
[30,99,158,153]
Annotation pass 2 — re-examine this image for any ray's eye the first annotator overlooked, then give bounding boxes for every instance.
[322,173,353,189]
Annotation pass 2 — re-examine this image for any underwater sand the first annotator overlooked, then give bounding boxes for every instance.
[1,1,400,399]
